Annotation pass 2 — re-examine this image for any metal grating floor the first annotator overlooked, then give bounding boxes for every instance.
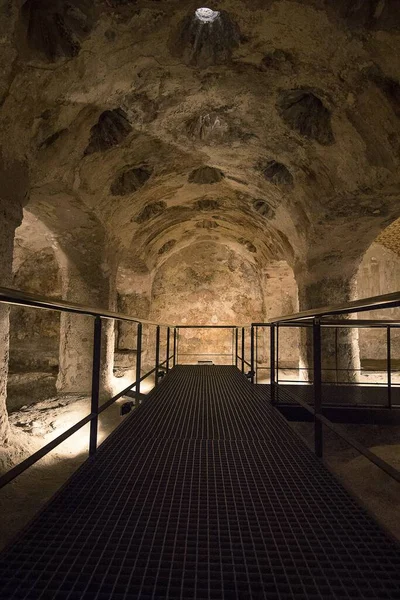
[0,365,400,599]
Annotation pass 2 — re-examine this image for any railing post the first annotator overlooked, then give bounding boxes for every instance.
[235,327,238,368]
[155,325,160,387]
[89,316,102,457]
[335,327,339,384]
[250,325,255,384]
[241,327,245,373]
[173,327,177,366]
[313,318,323,458]
[387,325,392,410]
[270,324,276,404]
[256,326,259,384]
[166,326,170,373]
[136,322,142,401]
[276,324,280,385]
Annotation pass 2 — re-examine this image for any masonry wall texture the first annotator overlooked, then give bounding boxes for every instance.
[8,247,61,412]
[150,242,264,363]
[357,242,400,362]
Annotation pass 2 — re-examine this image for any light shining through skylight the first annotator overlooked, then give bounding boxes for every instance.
[195,8,220,23]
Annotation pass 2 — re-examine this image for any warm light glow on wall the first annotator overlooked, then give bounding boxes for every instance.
[111,374,155,396]
[38,376,157,461]
[47,408,91,459]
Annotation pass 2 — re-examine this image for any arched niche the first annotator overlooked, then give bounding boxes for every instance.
[8,210,62,412]
[149,241,265,365]
[356,220,400,367]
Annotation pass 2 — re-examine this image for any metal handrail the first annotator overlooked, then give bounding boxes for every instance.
[0,288,179,490]
[0,286,173,327]
[176,324,249,329]
[253,319,400,328]
[266,291,400,323]
[2,285,400,491]
[276,385,400,484]
[258,309,400,484]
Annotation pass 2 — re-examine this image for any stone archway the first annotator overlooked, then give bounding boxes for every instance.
[149,241,265,365]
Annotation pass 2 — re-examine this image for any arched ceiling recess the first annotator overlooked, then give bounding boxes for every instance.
[24,188,119,293]
[120,197,297,273]
[1,0,399,277]
[375,216,400,257]
[13,209,59,274]
[74,132,307,269]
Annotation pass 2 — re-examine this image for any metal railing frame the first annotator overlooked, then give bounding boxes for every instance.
[0,288,252,490]
[2,285,400,488]
[251,291,400,483]
[0,287,176,490]
[174,325,250,367]
[253,320,400,396]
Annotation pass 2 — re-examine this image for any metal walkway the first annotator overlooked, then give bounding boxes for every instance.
[0,366,400,600]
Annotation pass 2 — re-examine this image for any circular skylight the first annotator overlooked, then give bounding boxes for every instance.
[195,7,220,23]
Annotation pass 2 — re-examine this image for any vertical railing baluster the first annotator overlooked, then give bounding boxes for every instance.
[173,327,177,367]
[255,326,258,384]
[89,316,102,457]
[136,322,142,402]
[335,327,339,384]
[250,325,255,384]
[235,327,238,368]
[241,327,245,373]
[313,318,323,458]
[166,326,170,373]
[270,324,276,405]
[155,325,160,387]
[276,324,280,385]
[387,325,392,410]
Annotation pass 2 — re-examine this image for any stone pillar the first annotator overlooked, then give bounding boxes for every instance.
[117,293,150,350]
[56,255,116,398]
[115,266,152,379]
[0,208,21,441]
[0,159,29,442]
[295,265,361,383]
[260,262,299,370]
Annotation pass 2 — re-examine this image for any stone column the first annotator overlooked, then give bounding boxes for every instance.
[56,254,116,399]
[0,159,29,442]
[295,264,361,383]
[260,262,299,370]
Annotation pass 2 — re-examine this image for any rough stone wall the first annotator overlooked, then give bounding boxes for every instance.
[150,242,264,365]
[0,157,29,441]
[117,293,150,351]
[0,0,399,444]
[7,247,61,412]
[10,248,61,370]
[114,292,150,377]
[356,242,400,362]
[56,249,117,398]
[260,261,299,369]
[295,259,361,382]
[114,265,152,378]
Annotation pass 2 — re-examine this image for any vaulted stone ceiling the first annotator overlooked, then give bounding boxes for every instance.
[1,0,400,279]
[377,217,400,257]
